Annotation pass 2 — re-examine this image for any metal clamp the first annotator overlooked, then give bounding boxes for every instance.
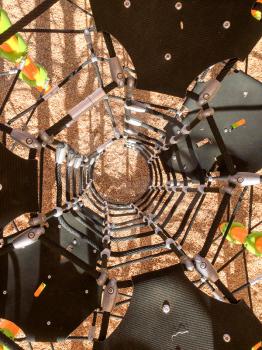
[102,279,118,312]
[102,235,111,244]
[67,149,76,167]
[12,227,45,249]
[101,248,111,259]
[125,101,147,113]
[10,129,41,149]
[73,155,83,169]
[228,172,262,187]
[67,88,106,126]
[199,79,221,105]
[125,116,142,127]
[193,255,219,283]
[109,56,125,87]
[55,143,68,164]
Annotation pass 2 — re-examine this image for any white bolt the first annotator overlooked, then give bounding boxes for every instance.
[48,275,52,280]
[2,290,7,295]
[243,91,248,98]
[223,21,231,29]
[85,290,89,294]
[165,53,172,61]
[47,321,51,326]
[223,334,231,343]
[237,177,244,183]
[28,231,35,239]
[175,2,182,10]
[124,0,131,8]
[162,303,170,314]
[0,184,2,191]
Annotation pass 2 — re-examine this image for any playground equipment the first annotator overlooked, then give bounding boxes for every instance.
[0,1,261,349]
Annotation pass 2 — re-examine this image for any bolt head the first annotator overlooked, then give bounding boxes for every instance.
[223,21,231,29]
[26,138,33,145]
[0,184,2,191]
[164,53,172,61]
[224,128,228,133]
[117,72,124,80]
[200,262,207,269]
[223,334,231,342]
[48,275,52,280]
[46,321,51,326]
[203,93,210,100]
[124,0,131,8]
[162,303,170,314]
[28,231,35,239]
[2,290,7,295]
[85,289,89,294]
[237,177,244,183]
[108,287,114,295]
[175,2,182,10]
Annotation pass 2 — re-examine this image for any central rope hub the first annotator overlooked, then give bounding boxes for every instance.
[93,139,150,205]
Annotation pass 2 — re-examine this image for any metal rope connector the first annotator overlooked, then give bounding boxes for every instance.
[198,79,221,105]
[55,143,68,164]
[228,172,262,187]
[67,88,106,127]
[102,278,118,312]
[125,101,147,113]
[101,248,111,259]
[193,255,219,283]
[109,56,125,87]
[10,129,41,149]
[73,155,83,169]
[12,227,45,249]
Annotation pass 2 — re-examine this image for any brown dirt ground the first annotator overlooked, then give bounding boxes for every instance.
[0,1,261,349]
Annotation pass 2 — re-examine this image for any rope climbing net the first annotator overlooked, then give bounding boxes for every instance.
[0,1,261,349]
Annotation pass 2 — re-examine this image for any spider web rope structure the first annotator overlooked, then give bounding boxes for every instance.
[0,1,261,349]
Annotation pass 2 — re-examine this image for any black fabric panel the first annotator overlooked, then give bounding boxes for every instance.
[90,0,262,97]
[0,214,101,341]
[94,264,262,350]
[163,71,262,178]
[0,143,38,230]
